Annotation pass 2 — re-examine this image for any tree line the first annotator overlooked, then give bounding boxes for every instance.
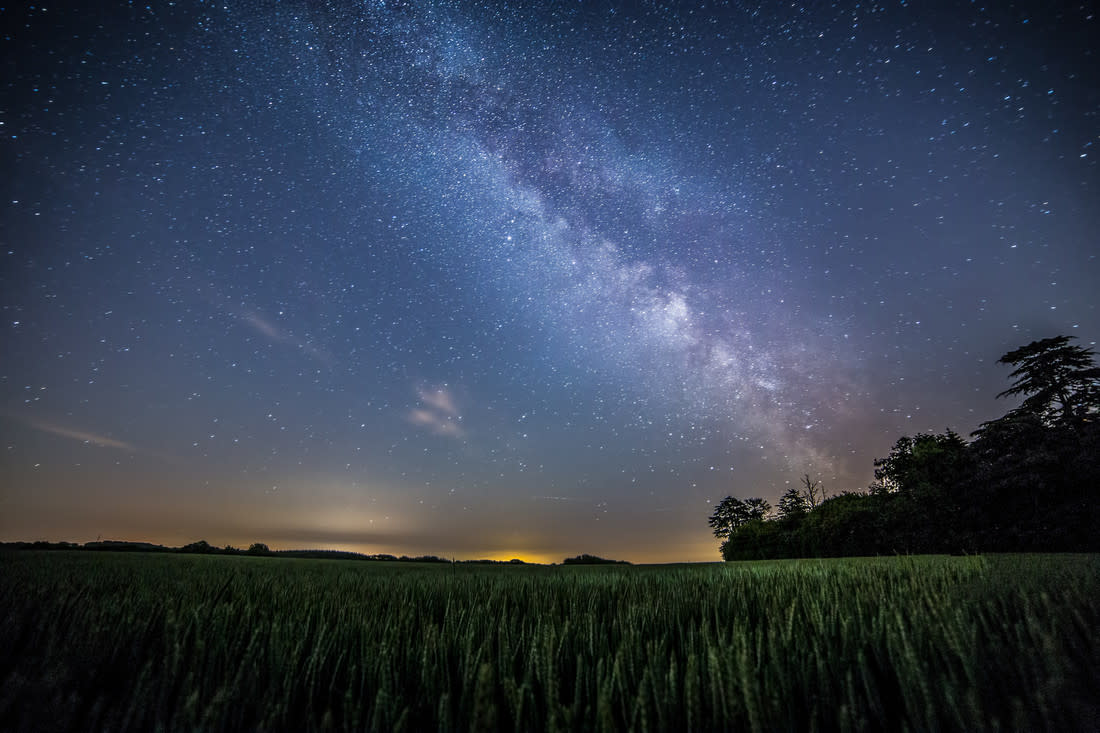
[1,540,628,566]
[710,335,1100,560]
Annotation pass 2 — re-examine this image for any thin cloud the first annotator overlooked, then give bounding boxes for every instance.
[243,312,284,341]
[24,418,135,451]
[194,285,330,364]
[239,311,334,365]
[418,387,459,417]
[407,386,465,438]
[408,408,464,437]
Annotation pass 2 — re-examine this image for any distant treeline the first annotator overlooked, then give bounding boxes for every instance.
[0,541,639,565]
[712,335,1100,560]
[562,554,631,565]
[0,540,531,565]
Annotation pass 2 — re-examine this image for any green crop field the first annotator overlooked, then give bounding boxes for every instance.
[1,552,1097,731]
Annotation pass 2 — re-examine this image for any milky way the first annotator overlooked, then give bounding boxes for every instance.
[2,1,1096,561]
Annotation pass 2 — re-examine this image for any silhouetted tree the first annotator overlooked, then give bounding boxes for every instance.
[983,335,1099,431]
[708,496,753,539]
[721,518,784,561]
[744,497,772,520]
[800,474,827,508]
[960,338,1100,549]
[248,543,270,555]
[873,430,971,496]
[969,337,1100,540]
[777,486,810,518]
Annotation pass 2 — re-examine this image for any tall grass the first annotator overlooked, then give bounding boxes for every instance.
[1,552,1096,731]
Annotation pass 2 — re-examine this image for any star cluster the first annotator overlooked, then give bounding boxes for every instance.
[1,1,1096,561]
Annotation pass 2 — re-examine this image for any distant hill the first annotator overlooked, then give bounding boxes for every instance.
[562,554,631,565]
[84,540,171,552]
[0,541,83,551]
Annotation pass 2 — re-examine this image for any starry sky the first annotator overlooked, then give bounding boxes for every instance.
[2,1,1097,563]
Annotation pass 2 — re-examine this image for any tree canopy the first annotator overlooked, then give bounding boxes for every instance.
[990,335,1099,429]
[708,496,771,539]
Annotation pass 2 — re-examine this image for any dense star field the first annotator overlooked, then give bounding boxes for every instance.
[2,1,1097,561]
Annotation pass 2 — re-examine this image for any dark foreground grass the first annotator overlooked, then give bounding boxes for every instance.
[1,552,1097,731]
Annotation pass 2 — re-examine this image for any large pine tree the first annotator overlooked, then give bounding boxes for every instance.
[992,335,1099,428]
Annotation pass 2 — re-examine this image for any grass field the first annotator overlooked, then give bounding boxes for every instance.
[1,552,1097,731]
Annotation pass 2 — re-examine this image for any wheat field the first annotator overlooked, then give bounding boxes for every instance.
[1,551,1097,731]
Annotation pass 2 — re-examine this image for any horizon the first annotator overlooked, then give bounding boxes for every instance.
[3,537,721,566]
[2,1,1097,563]
[0,525,718,565]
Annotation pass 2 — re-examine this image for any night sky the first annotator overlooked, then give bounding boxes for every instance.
[2,1,1097,562]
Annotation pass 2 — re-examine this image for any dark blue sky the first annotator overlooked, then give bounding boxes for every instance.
[2,1,1096,561]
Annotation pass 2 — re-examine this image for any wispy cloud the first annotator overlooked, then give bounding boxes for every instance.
[24,418,135,451]
[242,312,284,341]
[419,387,459,418]
[193,284,332,365]
[407,386,465,438]
[241,311,333,364]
